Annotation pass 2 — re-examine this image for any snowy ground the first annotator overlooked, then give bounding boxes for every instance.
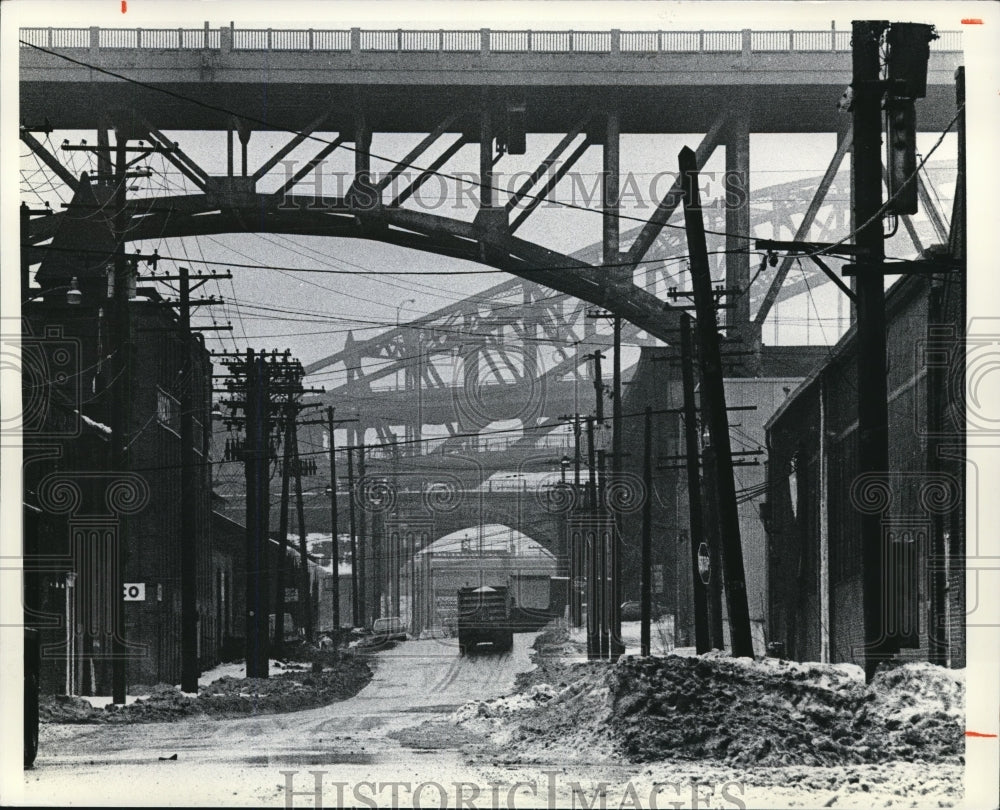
[74,659,314,709]
[17,629,972,808]
[564,620,680,659]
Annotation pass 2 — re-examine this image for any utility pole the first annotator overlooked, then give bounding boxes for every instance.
[178,267,199,693]
[243,349,270,679]
[700,435,726,649]
[274,398,294,655]
[598,448,609,659]
[585,416,600,660]
[679,145,754,659]
[219,349,315,673]
[680,315,711,654]
[587,349,608,660]
[327,407,340,634]
[853,19,894,681]
[610,316,624,659]
[572,414,582,627]
[590,350,605,425]
[559,412,584,628]
[641,407,652,657]
[292,422,314,642]
[357,443,369,626]
[346,446,360,627]
[110,135,130,704]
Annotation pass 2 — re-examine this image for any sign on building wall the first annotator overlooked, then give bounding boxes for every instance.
[123,583,145,601]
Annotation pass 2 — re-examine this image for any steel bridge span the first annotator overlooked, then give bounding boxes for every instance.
[21,23,962,455]
[21,23,963,351]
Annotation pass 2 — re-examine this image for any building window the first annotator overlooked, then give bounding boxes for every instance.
[157,388,180,436]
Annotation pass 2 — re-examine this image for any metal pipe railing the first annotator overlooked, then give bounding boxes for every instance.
[18,25,964,54]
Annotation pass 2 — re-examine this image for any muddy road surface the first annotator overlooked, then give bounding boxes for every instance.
[21,635,540,806]
[17,633,963,809]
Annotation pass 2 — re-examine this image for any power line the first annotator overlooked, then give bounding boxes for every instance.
[21,38,762,244]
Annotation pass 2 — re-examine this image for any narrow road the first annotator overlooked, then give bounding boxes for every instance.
[20,635,540,807]
[18,633,960,809]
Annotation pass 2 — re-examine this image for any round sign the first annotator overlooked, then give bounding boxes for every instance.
[697,543,711,585]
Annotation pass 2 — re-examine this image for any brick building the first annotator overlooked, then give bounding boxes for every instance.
[21,172,236,694]
[764,270,965,667]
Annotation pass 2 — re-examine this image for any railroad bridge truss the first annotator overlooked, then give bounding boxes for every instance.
[20,24,961,461]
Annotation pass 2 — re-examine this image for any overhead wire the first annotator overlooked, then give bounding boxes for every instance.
[21,38,771,245]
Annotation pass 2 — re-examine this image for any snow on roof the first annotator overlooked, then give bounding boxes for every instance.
[416,524,555,559]
[475,471,558,492]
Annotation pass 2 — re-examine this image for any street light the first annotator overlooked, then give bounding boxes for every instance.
[22,277,83,306]
[396,298,416,329]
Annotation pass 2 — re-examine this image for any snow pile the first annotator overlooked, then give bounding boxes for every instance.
[198,658,310,684]
[459,671,617,761]
[454,633,618,762]
[868,662,964,723]
[103,683,204,722]
[455,624,965,768]
[453,682,561,726]
[39,694,103,723]
[40,655,372,724]
[608,656,964,766]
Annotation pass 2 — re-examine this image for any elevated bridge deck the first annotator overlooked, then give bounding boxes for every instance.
[20,25,963,133]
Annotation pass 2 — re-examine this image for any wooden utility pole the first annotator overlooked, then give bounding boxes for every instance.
[274,399,294,654]
[610,316,624,659]
[591,350,605,424]
[680,315,711,654]
[852,20,894,680]
[178,267,199,692]
[679,145,754,658]
[110,136,130,704]
[292,423,314,642]
[640,407,652,657]
[572,414,583,627]
[586,416,599,660]
[244,350,270,678]
[346,446,360,627]
[701,442,727,649]
[327,407,340,633]
[598,448,609,659]
[358,443,369,626]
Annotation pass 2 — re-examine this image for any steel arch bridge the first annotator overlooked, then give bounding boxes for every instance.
[20,24,960,453]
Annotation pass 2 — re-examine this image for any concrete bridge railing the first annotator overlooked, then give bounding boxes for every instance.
[19,24,963,56]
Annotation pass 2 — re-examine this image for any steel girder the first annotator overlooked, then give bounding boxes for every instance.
[27,189,687,342]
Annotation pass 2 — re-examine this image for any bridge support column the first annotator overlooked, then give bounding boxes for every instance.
[96,127,112,183]
[234,118,252,177]
[479,103,493,208]
[355,109,371,179]
[604,109,625,285]
[725,107,758,373]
